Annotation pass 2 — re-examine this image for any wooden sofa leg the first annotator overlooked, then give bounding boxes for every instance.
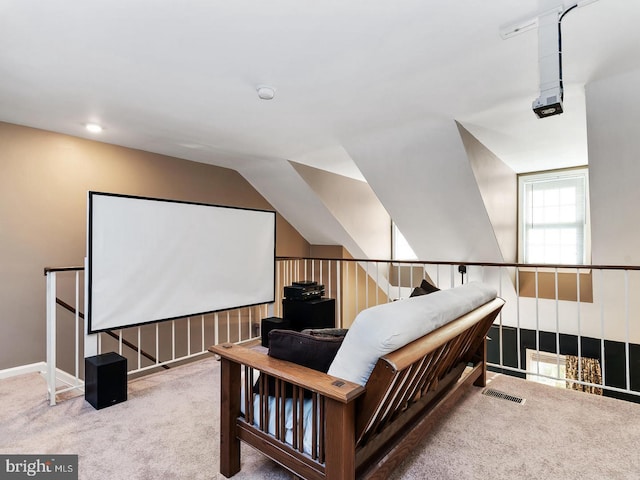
[473,337,487,388]
[324,398,356,480]
[220,358,241,478]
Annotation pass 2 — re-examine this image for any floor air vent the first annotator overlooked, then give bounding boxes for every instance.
[482,388,526,405]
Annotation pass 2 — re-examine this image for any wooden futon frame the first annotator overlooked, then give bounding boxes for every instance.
[209,297,504,480]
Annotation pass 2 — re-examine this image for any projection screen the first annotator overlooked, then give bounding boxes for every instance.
[87,192,275,334]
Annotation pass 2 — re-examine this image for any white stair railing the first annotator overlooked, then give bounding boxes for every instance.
[44,266,269,405]
[45,258,640,405]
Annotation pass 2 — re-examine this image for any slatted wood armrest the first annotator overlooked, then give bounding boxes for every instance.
[209,343,365,403]
[210,342,365,479]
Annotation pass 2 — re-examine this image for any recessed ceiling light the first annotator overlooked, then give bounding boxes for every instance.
[85,123,103,133]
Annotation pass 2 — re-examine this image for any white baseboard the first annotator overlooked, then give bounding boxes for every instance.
[0,361,47,380]
[0,362,84,388]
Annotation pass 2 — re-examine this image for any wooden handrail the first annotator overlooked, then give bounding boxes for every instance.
[43,259,640,276]
[275,257,640,271]
[44,266,84,276]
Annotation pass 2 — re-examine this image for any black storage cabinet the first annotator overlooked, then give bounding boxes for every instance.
[282,297,336,331]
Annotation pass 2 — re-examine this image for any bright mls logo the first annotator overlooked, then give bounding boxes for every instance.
[0,455,78,479]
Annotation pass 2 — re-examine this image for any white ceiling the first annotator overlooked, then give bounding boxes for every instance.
[1,0,639,176]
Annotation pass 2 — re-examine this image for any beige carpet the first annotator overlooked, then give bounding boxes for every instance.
[2,356,640,480]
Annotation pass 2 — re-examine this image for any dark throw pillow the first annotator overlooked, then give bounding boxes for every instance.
[410,278,440,297]
[254,329,345,398]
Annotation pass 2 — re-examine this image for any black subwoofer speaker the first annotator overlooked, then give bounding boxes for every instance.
[260,316,290,347]
[85,352,127,410]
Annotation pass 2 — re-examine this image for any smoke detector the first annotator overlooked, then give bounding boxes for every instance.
[256,85,276,100]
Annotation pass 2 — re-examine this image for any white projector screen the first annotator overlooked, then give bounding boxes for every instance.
[87,192,275,334]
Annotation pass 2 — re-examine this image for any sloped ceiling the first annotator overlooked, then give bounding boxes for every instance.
[345,118,503,262]
[1,0,639,258]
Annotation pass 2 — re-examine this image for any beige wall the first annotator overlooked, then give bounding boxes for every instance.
[291,162,391,259]
[518,271,593,303]
[340,260,390,328]
[0,122,309,370]
[458,123,517,263]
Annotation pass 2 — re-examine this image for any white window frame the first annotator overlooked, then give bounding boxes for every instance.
[518,168,590,266]
[526,349,567,389]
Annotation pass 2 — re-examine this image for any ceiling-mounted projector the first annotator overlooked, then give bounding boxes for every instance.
[501,1,600,118]
[533,86,563,118]
[533,10,564,119]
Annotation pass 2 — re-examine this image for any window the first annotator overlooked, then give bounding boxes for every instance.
[526,349,567,389]
[392,222,417,261]
[518,168,589,265]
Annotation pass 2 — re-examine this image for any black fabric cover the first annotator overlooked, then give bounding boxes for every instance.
[268,329,344,373]
[300,327,349,339]
[410,278,440,297]
[254,329,345,398]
